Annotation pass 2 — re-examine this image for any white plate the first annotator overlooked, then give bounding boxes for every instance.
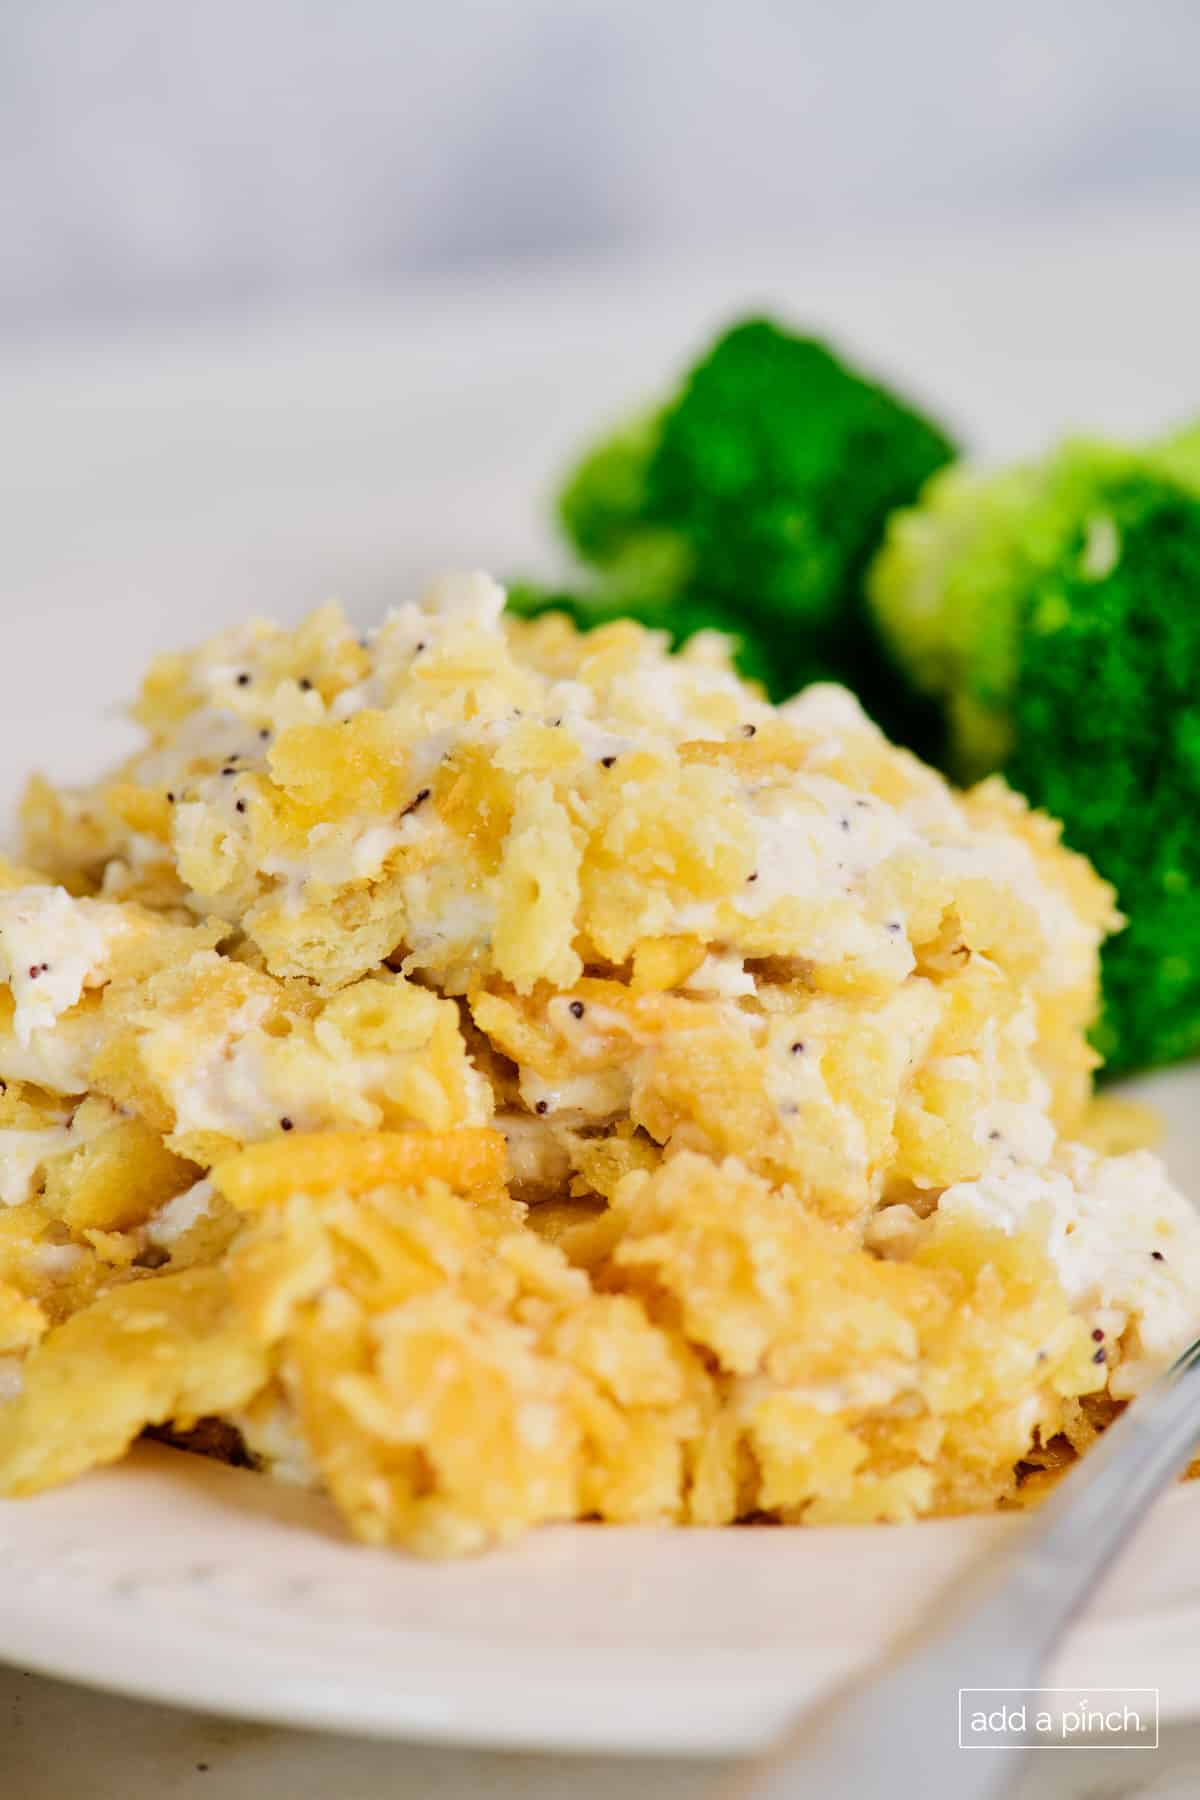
[3,220,1200,1752]
[2,1411,1200,1756]
[0,1061,1196,1755]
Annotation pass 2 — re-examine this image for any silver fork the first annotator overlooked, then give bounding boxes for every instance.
[725,1335,1200,1799]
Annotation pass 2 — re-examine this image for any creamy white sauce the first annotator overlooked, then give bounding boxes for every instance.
[0,887,126,1044]
[168,1044,281,1142]
[232,1394,320,1489]
[0,1021,98,1097]
[936,1146,1200,1393]
[350,825,407,880]
[398,881,496,964]
[260,821,410,917]
[974,1096,1056,1167]
[162,997,288,1142]
[778,683,1100,994]
[0,1098,118,1208]
[520,1066,633,1122]
[29,1242,86,1277]
[780,682,878,741]
[742,778,918,916]
[605,650,760,738]
[146,1178,217,1247]
[132,701,267,788]
[681,952,756,999]
[0,1125,73,1207]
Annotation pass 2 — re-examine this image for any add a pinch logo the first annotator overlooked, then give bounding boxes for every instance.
[958,1688,1159,1750]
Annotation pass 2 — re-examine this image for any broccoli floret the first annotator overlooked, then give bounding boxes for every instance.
[528,317,956,721]
[556,408,672,572]
[869,435,1200,1075]
[644,320,956,635]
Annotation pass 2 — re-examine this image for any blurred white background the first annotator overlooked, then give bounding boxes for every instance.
[5,0,1200,787]
[5,0,1200,333]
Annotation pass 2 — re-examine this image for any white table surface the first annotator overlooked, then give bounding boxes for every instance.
[5,219,1200,1797]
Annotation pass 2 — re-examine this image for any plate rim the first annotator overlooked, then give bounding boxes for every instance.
[4,1441,1200,1754]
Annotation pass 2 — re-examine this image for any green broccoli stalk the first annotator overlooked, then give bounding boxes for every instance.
[869,434,1200,1076]
[513,317,956,728]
